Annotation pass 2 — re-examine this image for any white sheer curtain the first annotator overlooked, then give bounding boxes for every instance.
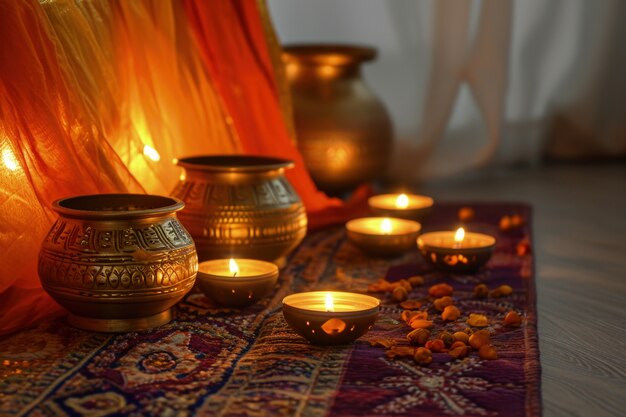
[268,0,626,180]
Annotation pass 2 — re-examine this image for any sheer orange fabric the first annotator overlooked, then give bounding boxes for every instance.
[0,0,142,336]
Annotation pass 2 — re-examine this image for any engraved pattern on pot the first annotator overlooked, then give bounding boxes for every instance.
[172,157,307,262]
[39,219,197,295]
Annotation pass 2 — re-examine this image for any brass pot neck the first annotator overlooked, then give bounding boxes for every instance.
[283,44,376,82]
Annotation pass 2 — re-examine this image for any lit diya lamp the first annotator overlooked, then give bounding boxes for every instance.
[346,217,421,256]
[282,291,379,345]
[197,258,279,308]
[417,227,496,273]
[368,193,434,222]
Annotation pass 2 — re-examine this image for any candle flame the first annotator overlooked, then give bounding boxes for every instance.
[454,227,465,243]
[229,258,239,277]
[395,194,409,209]
[143,144,160,162]
[325,292,334,312]
[381,218,393,234]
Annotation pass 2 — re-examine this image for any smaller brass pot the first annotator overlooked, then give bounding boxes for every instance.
[38,194,198,332]
[172,155,307,265]
[197,259,279,308]
[282,291,379,345]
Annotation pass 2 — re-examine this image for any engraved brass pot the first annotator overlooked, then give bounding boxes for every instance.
[38,194,198,332]
[283,44,393,193]
[171,155,307,264]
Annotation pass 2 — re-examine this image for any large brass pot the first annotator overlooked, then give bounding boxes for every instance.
[283,44,393,193]
[38,194,197,332]
[171,155,307,264]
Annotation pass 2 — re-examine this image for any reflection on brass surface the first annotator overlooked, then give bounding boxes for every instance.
[38,194,198,332]
[283,44,393,193]
[172,155,307,263]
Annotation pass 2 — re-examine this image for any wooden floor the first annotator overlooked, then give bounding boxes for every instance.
[420,162,626,417]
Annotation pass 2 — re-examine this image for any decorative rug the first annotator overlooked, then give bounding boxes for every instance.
[0,202,541,417]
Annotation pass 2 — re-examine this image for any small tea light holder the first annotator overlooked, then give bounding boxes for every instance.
[197,258,279,308]
[417,227,496,273]
[282,291,380,345]
[368,193,434,222]
[346,217,421,256]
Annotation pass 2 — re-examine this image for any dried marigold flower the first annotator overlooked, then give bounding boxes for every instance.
[410,319,434,329]
[407,328,430,346]
[368,279,393,293]
[467,313,489,327]
[504,310,522,327]
[441,305,461,322]
[499,216,512,231]
[453,331,469,344]
[516,239,531,256]
[392,286,409,302]
[490,285,513,298]
[400,300,422,310]
[386,346,415,359]
[510,214,524,228]
[438,331,455,347]
[407,275,425,287]
[469,330,490,349]
[425,339,446,353]
[448,341,469,359]
[401,310,428,324]
[369,339,397,349]
[458,207,475,222]
[500,214,524,231]
[473,283,489,299]
[428,283,453,298]
[478,344,498,360]
[397,279,413,292]
[433,296,454,311]
[413,347,432,365]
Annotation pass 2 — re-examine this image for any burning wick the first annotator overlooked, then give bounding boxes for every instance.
[395,194,409,209]
[229,258,239,278]
[325,292,335,312]
[454,227,465,248]
[381,218,393,235]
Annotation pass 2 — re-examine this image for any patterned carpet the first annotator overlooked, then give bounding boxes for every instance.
[0,203,540,417]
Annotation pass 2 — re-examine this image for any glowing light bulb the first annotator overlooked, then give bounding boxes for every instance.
[229,258,239,277]
[2,148,18,171]
[454,227,465,243]
[381,218,393,234]
[395,194,409,209]
[143,144,160,162]
[325,292,335,312]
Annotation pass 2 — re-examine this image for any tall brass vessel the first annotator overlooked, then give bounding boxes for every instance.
[38,194,198,332]
[283,44,393,193]
[171,155,307,264]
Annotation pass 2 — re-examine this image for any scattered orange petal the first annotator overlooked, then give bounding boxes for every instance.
[467,313,489,327]
[428,283,453,298]
[386,346,415,359]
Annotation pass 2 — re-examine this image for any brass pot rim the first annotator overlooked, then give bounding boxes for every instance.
[282,43,376,66]
[52,193,184,219]
[177,155,294,173]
